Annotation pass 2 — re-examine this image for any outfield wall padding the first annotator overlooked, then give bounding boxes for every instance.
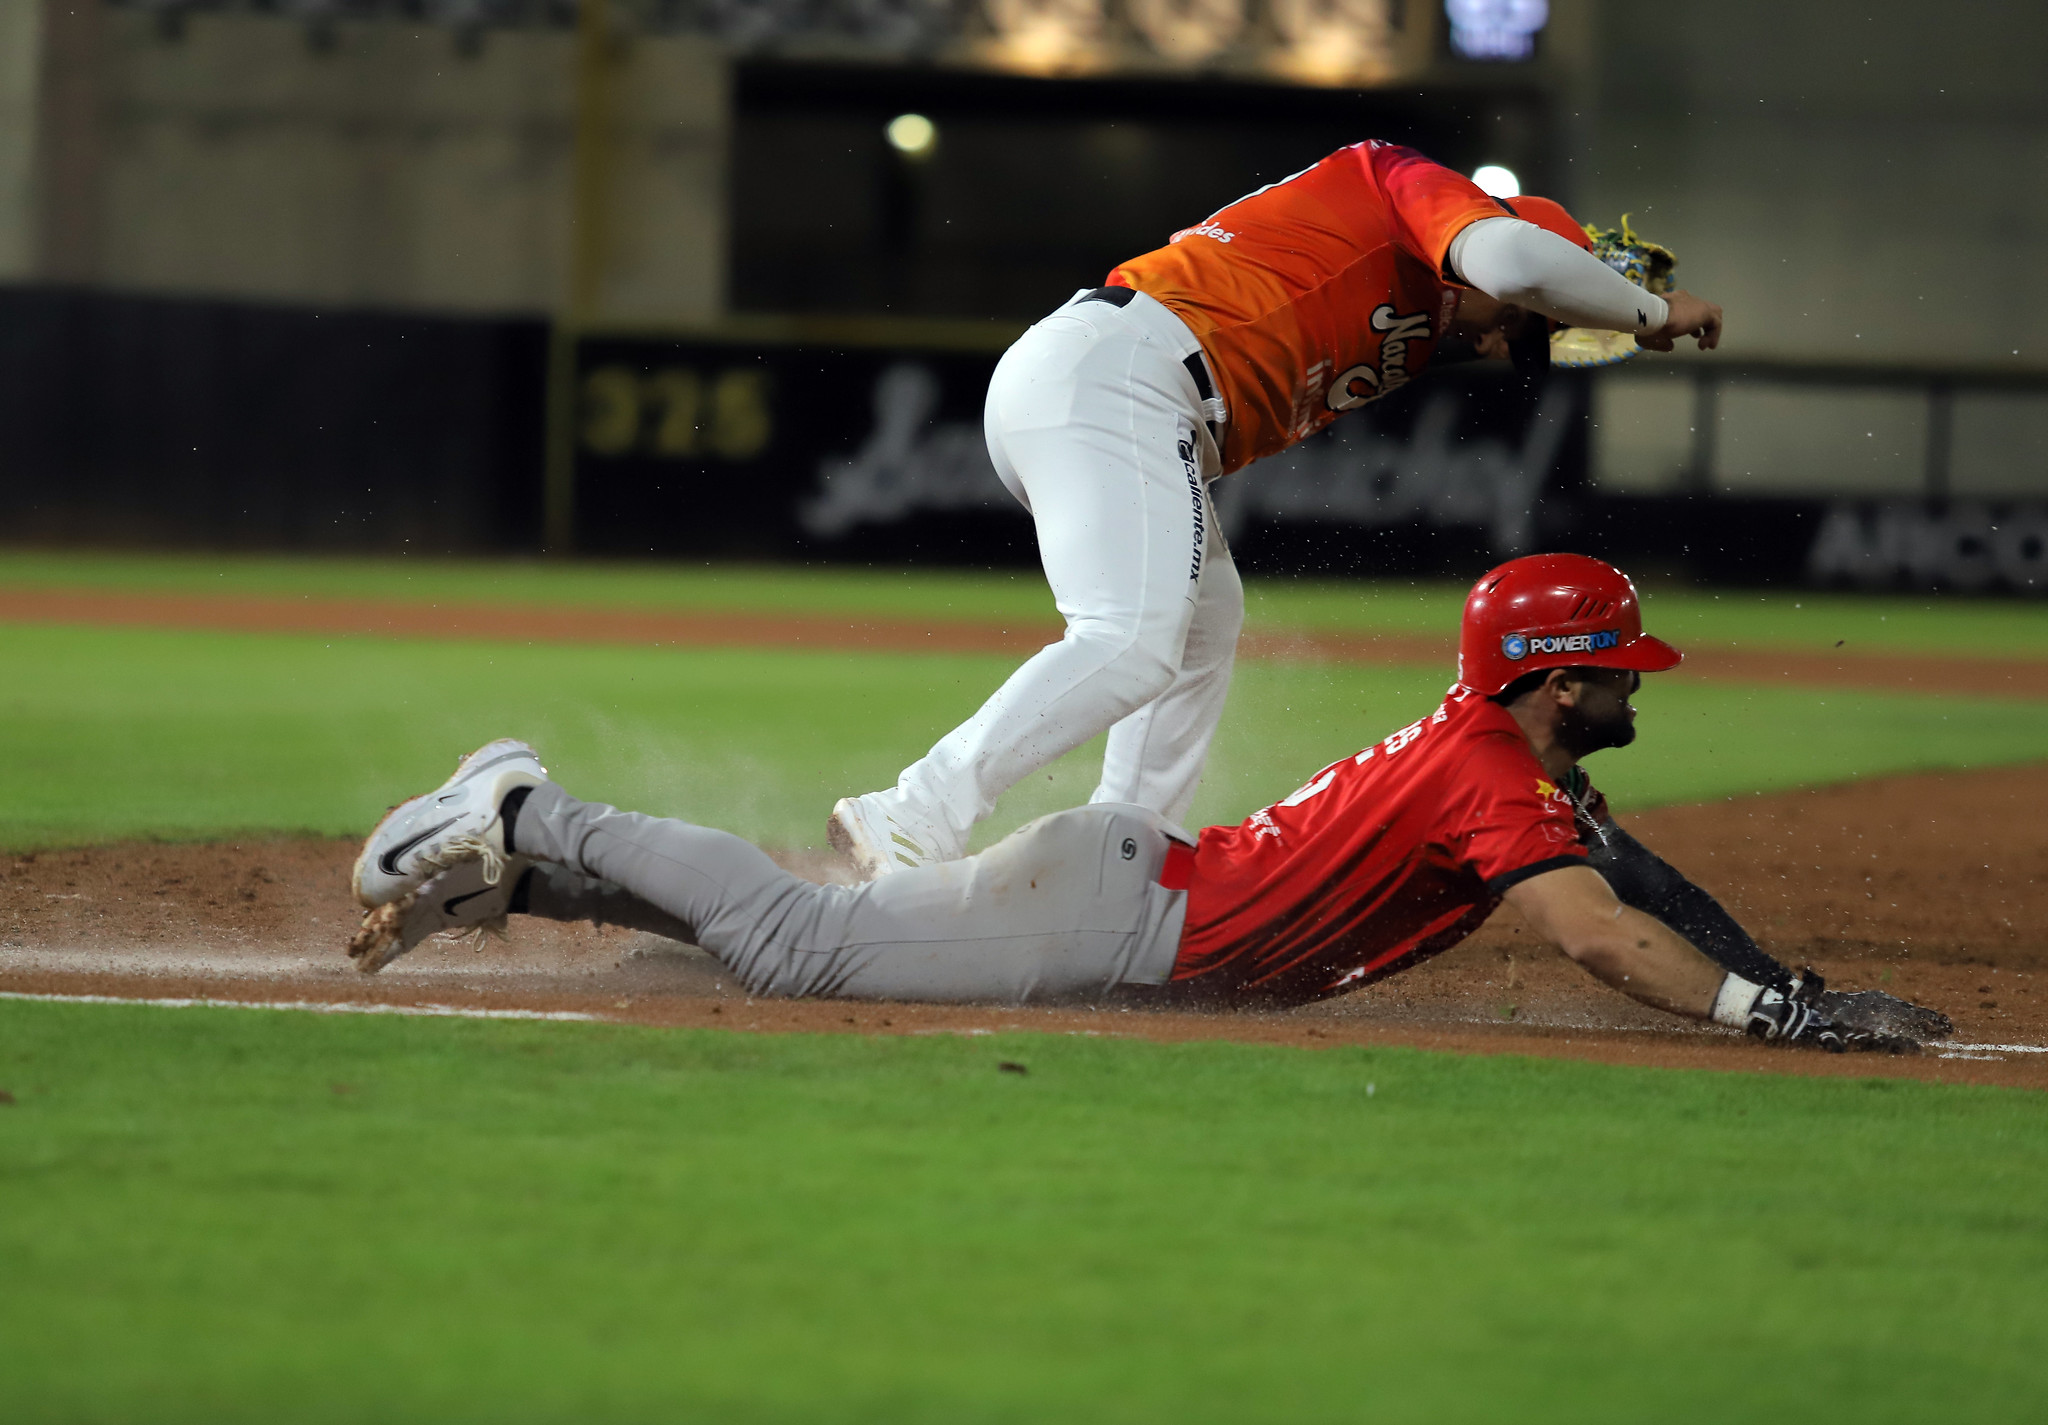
[14,283,2031,589]
[0,285,548,554]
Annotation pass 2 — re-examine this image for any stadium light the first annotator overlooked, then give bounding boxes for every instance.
[1445,0,1548,60]
[1471,164,1520,198]
[886,113,938,159]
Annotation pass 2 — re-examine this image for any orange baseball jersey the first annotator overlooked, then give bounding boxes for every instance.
[1108,142,1570,475]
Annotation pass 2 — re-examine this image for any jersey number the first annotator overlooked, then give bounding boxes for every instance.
[1278,763,1341,808]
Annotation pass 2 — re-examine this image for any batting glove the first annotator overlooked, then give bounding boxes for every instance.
[1712,972,1919,1055]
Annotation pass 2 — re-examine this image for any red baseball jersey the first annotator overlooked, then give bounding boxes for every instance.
[1107,141,1505,477]
[1171,684,1608,1005]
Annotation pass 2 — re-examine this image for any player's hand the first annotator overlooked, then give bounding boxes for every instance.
[1745,977,1920,1054]
[1637,290,1722,353]
[1812,986,1953,1043]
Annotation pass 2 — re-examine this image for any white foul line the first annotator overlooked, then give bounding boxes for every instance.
[2,992,2043,1060]
[0,990,599,1023]
[1934,1042,2048,1060]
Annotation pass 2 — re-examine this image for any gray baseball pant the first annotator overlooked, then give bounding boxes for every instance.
[510,782,1191,1003]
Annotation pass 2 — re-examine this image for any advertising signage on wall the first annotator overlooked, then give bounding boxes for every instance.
[568,335,1026,564]
[3,286,2036,591]
[567,331,1598,575]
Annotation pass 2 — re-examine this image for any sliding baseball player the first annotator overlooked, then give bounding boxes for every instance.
[824,140,1724,880]
[345,554,1943,1052]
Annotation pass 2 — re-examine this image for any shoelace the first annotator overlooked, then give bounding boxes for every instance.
[459,915,512,948]
[418,833,507,886]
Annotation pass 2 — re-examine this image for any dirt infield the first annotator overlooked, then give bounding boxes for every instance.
[5,763,2044,1089]
[5,585,2047,697]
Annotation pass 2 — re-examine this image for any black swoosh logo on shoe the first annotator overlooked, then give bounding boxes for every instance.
[377,818,459,876]
[442,886,498,916]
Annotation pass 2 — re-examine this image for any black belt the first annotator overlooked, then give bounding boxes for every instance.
[1078,284,1139,308]
[1074,286,1222,440]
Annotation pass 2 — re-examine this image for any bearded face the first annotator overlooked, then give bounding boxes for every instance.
[1556,669,1640,756]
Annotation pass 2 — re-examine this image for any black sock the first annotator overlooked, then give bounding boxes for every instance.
[499,785,534,854]
[507,866,533,916]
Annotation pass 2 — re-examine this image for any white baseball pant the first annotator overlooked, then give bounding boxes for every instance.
[872,288,1244,856]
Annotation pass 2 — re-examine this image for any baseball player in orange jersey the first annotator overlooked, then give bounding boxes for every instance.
[825,141,1725,880]
[346,555,1946,1053]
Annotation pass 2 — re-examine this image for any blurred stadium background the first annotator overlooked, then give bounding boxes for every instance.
[4,0,2046,589]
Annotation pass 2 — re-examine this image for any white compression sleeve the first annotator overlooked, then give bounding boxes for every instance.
[1447,216,1670,333]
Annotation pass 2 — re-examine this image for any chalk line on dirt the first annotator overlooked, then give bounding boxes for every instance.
[0,990,599,1023]
[7,990,2043,1064]
[0,946,626,980]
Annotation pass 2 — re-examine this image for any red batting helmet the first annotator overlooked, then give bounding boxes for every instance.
[1458,553,1683,696]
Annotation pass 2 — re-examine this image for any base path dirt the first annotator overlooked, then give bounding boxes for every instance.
[5,764,2045,1090]
[5,586,2046,698]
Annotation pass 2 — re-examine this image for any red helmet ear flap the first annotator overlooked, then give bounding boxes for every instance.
[1458,554,1682,695]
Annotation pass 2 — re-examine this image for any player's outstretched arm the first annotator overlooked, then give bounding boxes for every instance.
[1503,864,1725,1019]
[1586,821,1953,1042]
[1636,290,1722,352]
[1584,822,1792,990]
[1505,864,1926,1051]
[1447,219,1723,349]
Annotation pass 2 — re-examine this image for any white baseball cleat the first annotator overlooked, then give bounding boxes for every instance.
[826,792,952,880]
[352,739,545,908]
[347,856,532,975]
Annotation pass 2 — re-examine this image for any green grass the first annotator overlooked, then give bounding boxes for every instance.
[4,623,2047,853]
[7,548,2047,657]
[7,554,2045,851]
[2,1000,2042,1424]
[0,549,1070,627]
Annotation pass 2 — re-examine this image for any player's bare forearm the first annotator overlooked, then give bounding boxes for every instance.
[1636,290,1722,352]
[1584,904,1727,1017]
[1582,823,1952,1041]
[1504,865,1724,1018]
